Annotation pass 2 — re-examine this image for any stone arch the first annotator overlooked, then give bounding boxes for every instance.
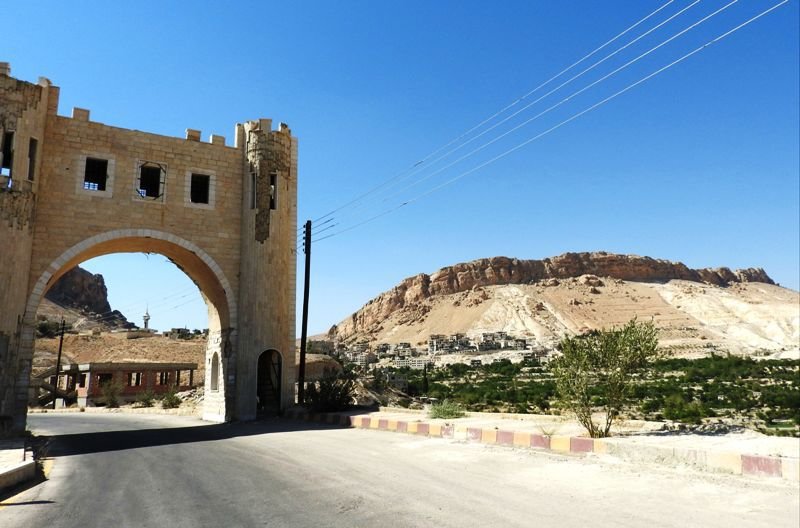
[21,228,237,422]
[24,228,236,330]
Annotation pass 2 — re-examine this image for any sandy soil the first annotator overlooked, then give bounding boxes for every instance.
[32,332,207,380]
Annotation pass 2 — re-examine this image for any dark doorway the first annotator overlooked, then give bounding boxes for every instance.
[256,350,281,416]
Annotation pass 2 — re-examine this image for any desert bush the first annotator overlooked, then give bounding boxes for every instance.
[305,367,356,412]
[429,399,465,419]
[136,390,155,408]
[161,389,181,409]
[100,380,124,408]
[36,320,70,338]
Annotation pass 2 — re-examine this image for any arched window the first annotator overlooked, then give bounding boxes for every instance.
[210,352,220,392]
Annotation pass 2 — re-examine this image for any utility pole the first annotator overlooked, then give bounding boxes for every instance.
[298,220,311,404]
[52,318,66,410]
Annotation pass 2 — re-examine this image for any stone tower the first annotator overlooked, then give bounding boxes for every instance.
[0,63,297,431]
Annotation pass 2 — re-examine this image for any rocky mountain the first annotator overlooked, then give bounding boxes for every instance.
[40,266,133,329]
[329,252,798,357]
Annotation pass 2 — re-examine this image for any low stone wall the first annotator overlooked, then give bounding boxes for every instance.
[284,409,798,481]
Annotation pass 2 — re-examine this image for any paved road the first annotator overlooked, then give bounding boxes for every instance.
[1,413,797,528]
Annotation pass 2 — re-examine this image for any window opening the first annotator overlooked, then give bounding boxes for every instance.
[269,171,277,210]
[190,173,210,204]
[27,138,38,181]
[250,172,256,209]
[210,353,220,391]
[97,373,113,386]
[127,372,143,387]
[157,371,170,385]
[1,131,14,177]
[79,374,87,387]
[84,157,108,191]
[137,162,165,199]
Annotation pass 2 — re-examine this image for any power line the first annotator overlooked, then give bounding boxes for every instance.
[308,0,677,225]
[319,0,707,229]
[359,0,737,208]
[312,0,789,244]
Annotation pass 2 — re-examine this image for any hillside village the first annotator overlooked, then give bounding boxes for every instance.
[335,331,545,371]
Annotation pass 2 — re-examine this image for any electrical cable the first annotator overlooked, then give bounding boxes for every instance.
[312,0,789,243]
[317,0,707,228]
[308,0,677,225]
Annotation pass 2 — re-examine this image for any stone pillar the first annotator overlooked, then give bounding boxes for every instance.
[235,120,297,420]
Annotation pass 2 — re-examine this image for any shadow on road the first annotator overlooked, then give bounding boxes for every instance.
[42,418,346,458]
[0,500,55,506]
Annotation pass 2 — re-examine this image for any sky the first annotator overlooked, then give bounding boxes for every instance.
[4,1,798,334]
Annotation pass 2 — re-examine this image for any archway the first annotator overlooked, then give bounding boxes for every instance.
[256,349,282,415]
[22,229,237,423]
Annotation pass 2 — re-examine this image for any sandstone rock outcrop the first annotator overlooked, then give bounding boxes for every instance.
[44,266,132,328]
[331,252,774,342]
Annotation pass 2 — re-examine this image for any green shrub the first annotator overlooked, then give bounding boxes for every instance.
[305,367,356,412]
[161,389,181,409]
[136,390,155,408]
[100,380,123,408]
[429,399,466,419]
[36,320,70,338]
[662,394,711,424]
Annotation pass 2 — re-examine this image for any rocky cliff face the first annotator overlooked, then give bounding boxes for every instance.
[331,252,774,342]
[44,266,132,328]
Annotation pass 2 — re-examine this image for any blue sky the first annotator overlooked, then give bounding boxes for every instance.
[5,1,798,334]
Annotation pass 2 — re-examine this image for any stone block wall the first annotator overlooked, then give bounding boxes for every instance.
[0,63,297,430]
[234,120,298,421]
[0,67,51,424]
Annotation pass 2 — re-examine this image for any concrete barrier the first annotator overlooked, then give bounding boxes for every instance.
[285,410,798,481]
[571,437,593,453]
[742,455,782,478]
[0,460,36,494]
[550,435,571,453]
[496,430,514,446]
[707,452,743,475]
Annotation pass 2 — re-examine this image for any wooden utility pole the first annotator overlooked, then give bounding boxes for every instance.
[298,220,311,404]
[52,318,66,409]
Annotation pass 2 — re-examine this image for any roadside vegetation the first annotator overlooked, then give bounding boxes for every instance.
[378,349,799,437]
[99,380,124,408]
[552,319,660,438]
[305,364,358,412]
[428,399,465,419]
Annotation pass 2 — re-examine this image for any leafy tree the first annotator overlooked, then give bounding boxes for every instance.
[552,319,660,438]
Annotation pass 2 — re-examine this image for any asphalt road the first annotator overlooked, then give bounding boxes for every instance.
[1,413,797,528]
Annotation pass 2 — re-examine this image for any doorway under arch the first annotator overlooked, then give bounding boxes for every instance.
[256,349,282,415]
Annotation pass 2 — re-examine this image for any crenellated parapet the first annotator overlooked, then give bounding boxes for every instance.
[0,62,298,430]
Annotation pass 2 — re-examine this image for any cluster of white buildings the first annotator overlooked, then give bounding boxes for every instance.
[335,332,548,370]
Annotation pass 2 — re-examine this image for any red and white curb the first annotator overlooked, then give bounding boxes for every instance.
[284,410,798,481]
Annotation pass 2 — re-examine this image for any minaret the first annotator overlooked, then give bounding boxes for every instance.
[143,309,150,330]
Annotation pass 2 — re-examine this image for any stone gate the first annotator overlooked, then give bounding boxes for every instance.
[0,63,297,431]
